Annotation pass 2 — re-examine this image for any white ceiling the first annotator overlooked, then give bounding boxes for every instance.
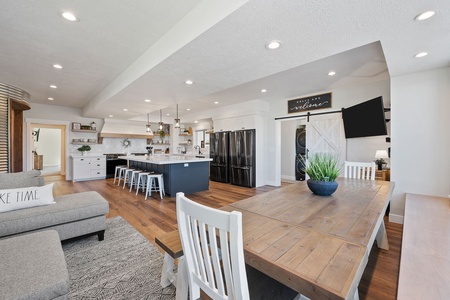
[1,0,449,123]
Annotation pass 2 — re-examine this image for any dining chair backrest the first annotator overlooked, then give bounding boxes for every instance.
[344,161,376,180]
[176,192,249,300]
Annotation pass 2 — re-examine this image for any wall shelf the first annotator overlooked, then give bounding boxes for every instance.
[72,142,97,145]
[72,129,97,133]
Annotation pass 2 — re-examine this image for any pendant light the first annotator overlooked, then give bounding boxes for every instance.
[158,109,164,130]
[146,113,153,135]
[174,104,180,128]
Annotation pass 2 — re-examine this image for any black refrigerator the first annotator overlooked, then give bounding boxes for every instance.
[230,129,256,187]
[209,131,230,183]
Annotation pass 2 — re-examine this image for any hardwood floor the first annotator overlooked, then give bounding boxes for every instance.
[46,175,402,299]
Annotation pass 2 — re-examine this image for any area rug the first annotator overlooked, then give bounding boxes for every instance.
[62,217,176,300]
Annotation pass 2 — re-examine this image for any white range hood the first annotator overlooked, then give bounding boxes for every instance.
[99,119,154,139]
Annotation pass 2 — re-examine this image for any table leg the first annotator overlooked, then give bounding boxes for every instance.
[376,219,389,250]
[176,256,189,300]
[160,253,176,288]
[353,288,360,300]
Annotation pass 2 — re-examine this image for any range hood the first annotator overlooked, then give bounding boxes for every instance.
[99,119,154,139]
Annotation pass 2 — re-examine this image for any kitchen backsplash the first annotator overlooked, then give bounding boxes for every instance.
[69,138,149,155]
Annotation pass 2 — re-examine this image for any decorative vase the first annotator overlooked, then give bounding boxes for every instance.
[307,179,338,196]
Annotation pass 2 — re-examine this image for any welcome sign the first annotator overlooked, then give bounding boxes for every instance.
[288,92,332,114]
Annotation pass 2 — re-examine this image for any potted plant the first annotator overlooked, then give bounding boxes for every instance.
[374,158,386,170]
[77,145,91,156]
[302,153,341,196]
[159,130,165,143]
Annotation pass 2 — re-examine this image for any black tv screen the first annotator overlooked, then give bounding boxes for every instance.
[342,96,387,138]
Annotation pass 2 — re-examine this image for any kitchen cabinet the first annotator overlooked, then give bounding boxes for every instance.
[71,155,106,182]
[214,116,256,132]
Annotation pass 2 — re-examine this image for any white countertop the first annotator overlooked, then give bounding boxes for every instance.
[118,155,212,165]
[71,154,105,158]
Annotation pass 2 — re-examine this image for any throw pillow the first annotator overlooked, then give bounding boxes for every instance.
[0,183,55,213]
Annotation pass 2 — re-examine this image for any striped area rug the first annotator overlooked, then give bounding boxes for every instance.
[62,217,176,300]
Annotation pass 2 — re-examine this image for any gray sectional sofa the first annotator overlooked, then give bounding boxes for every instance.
[0,170,110,299]
[0,170,109,241]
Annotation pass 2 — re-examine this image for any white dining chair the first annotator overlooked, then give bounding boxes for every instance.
[344,161,376,180]
[176,192,299,300]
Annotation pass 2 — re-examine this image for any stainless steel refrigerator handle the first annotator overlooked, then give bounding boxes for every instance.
[231,166,249,170]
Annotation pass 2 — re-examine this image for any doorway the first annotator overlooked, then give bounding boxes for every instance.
[30,124,66,176]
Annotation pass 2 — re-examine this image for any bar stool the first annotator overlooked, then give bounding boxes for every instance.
[128,170,143,192]
[122,168,136,189]
[113,165,127,184]
[145,174,165,200]
[135,171,150,195]
[116,166,129,186]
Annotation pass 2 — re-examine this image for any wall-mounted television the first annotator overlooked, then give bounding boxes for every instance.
[342,96,387,138]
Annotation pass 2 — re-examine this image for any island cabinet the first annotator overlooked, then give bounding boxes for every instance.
[121,156,212,196]
[71,155,106,182]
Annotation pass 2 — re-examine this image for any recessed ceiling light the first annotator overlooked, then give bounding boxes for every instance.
[166,113,170,116]
[414,52,428,58]
[328,71,336,76]
[214,101,219,104]
[109,115,114,118]
[415,11,435,21]
[266,40,282,50]
[123,108,128,112]
[144,99,151,102]
[49,85,57,89]
[187,108,191,111]
[48,97,54,101]
[53,64,62,69]
[194,120,198,123]
[60,11,79,22]
[261,89,267,93]
[185,80,194,85]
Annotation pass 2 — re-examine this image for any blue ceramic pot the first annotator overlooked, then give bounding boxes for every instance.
[307,179,338,196]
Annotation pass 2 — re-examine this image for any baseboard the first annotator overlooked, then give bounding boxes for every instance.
[281,175,296,181]
[265,180,279,187]
[389,213,404,224]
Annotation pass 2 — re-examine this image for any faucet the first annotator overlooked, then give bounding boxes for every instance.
[194,145,202,155]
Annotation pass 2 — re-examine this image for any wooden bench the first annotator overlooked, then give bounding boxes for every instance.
[397,193,450,299]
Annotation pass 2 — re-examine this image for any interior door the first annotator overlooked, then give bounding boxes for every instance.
[306,114,346,176]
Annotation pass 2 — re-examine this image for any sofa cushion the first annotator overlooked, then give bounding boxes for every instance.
[0,170,44,189]
[0,230,69,300]
[0,191,109,237]
[0,183,55,213]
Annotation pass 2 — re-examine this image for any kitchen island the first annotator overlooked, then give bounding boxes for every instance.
[119,155,212,196]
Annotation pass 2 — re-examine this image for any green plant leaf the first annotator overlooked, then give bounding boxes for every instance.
[301,153,342,182]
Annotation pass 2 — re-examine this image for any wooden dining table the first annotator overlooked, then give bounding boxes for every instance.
[156,177,394,300]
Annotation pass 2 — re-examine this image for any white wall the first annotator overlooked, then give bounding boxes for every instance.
[34,128,61,166]
[273,78,391,184]
[390,67,450,223]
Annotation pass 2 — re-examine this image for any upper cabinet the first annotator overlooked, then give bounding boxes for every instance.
[213,116,256,132]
